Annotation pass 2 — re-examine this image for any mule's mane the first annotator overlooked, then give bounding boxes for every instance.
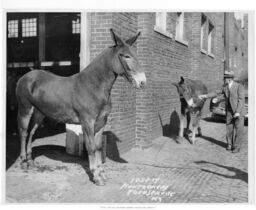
[81,48,114,74]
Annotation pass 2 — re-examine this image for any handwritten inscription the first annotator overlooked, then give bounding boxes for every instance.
[120,177,175,202]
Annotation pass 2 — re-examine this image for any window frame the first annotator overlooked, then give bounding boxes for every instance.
[175,12,188,46]
[21,18,37,37]
[154,12,173,39]
[7,19,19,38]
[200,14,215,58]
[200,14,207,51]
[72,18,81,34]
[207,21,214,55]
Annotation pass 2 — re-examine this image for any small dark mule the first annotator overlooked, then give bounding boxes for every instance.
[173,77,207,144]
[16,29,146,186]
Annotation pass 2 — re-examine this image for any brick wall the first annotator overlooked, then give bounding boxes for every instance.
[88,12,247,153]
[89,12,138,154]
[228,13,248,78]
[134,12,227,148]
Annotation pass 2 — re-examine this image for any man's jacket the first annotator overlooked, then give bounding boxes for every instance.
[207,81,246,116]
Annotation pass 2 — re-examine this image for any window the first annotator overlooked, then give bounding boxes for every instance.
[8,20,18,38]
[72,18,80,34]
[154,12,173,39]
[22,18,37,37]
[208,22,214,53]
[200,14,215,56]
[175,12,184,41]
[155,12,167,31]
[200,14,207,51]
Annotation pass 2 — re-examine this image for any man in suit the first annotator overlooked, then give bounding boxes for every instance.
[199,70,246,153]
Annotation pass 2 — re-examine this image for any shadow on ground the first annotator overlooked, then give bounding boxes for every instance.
[6,119,66,170]
[158,110,180,143]
[199,135,227,148]
[158,111,226,147]
[194,160,248,183]
[202,117,226,124]
[6,122,127,184]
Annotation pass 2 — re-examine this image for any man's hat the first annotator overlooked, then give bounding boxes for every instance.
[224,70,235,78]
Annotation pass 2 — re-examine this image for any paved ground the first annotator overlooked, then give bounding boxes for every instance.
[5,117,248,203]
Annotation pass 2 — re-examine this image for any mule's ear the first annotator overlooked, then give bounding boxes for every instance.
[125,31,141,46]
[110,29,124,47]
[180,76,185,84]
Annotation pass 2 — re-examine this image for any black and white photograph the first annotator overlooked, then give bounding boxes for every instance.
[1,0,255,205]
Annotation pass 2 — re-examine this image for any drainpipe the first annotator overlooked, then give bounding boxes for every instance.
[224,12,230,71]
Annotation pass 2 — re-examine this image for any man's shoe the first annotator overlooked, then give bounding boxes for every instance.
[226,144,232,151]
[232,148,240,153]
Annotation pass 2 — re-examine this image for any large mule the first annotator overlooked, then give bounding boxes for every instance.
[173,77,207,144]
[16,29,146,186]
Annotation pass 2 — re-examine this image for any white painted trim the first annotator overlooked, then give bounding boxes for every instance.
[154,25,173,39]
[175,37,188,47]
[208,52,215,58]
[200,48,207,55]
[175,12,184,41]
[79,12,90,71]
[155,12,167,31]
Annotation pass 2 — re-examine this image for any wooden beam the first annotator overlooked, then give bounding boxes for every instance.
[80,12,91,70]
[38,13,46,69]
[7,61,76,68]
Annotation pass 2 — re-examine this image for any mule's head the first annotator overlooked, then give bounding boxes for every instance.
[109,29,146,89]
[172,77,195,108]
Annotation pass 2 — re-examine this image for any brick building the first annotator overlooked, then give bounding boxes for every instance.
[6,12,248,155]
[228,13,248,79]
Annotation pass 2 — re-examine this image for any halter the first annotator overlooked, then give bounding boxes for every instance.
[118,54,133,82]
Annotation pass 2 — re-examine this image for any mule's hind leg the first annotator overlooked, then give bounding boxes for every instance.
[27,109,45,168]
[17,106,34,169]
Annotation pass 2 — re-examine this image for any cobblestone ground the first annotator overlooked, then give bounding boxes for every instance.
[5,118,248,203]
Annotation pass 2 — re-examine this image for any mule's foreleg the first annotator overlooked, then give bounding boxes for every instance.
[82,119,105,186]
[197,125,202,137]
[94,127,107,181]
[191,113,201,144]
[179,114,185,138]
[186,112,191,135]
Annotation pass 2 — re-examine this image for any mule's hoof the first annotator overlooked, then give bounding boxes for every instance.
[94,178,106,186]
[191,140,196,145]
[21,161,28,170]
[27,160,35,168]
[100,172,108,181]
